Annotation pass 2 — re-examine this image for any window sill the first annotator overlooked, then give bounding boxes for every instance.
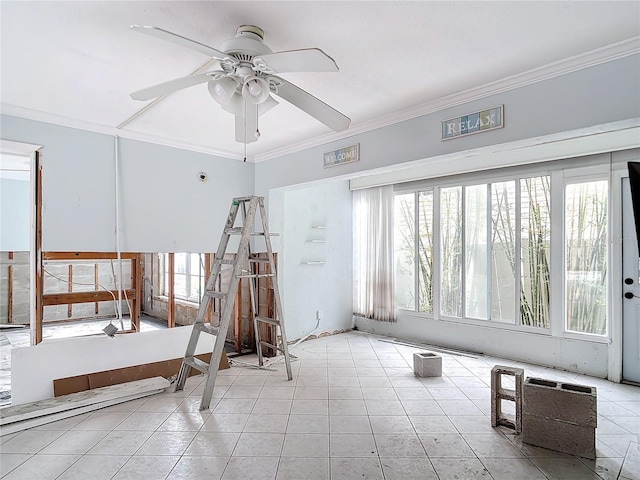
[155,295,201,308]
[395,309,609,343]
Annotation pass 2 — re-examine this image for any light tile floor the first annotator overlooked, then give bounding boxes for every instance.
[1,331,639,479]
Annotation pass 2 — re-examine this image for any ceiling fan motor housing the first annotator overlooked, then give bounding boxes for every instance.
[220,25,272,59]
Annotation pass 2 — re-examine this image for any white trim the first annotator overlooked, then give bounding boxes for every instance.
[1,38,637,164]
[609,169,626,383]
[349,119,640,190]
[255,37,640,163]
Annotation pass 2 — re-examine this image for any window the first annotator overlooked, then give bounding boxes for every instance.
[392,168,607,335]
[161,252,205,303]
[565,181,608,335]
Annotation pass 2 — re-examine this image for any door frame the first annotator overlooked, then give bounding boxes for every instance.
[0,140,42,346]
[609,154,640,383]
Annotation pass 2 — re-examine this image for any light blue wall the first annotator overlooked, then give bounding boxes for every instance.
[0,177,30,250]
[0,115,253,252]
[255,54,640,193]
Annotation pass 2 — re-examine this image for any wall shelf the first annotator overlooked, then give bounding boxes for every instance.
[301,261,326,265]
[306,240,326,243]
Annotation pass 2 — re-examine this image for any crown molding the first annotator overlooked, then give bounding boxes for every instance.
[0,104,247,161]
[254,37,640,163]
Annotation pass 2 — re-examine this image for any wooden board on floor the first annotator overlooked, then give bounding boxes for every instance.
[0,377,170,436]
[52,351,230,397]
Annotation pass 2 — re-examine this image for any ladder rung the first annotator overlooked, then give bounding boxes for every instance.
[215,258,235,265]
[185,356,209,374]
[205,290,227,299]
[224,227,266,236]
[237,273,276,279]
[255,315,280,326]
[249,258,271,264]
[197,323,220,335]
[233,196,254,202]
[259,340,279,351]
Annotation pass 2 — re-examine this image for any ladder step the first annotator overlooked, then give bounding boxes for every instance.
[255,315,280,326]
[196,323,220,336]
[204,290,227,299]
[249,258,271,264]
[215,258,235,265]
[237,273,276,279]
[224,227,266,236]
[185,357,209,374]
[259,340,280,351]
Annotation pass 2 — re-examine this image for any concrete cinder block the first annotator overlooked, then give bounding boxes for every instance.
[491,365,524,434]
[522,413,596,459]
[413,352,442,377]
[523,377,597,427]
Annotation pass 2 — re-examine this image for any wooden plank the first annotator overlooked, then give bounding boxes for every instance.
[204,253,211,323]
[42,289,136,306]
[94,264,99,314]
[8,252,14,260]
[0,389,166,436]
[168,253,175,328]
[149,254,154,311]
[67,265,73,317]
[8,265,13,324]
[43,252,137,260]
[35,153,43,345]
[0,377,170,435]
[132,254,142,331]
[1,377,170,425]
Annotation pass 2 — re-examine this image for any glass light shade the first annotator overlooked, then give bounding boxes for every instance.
[207,77,236,105]
[242,76,270,104]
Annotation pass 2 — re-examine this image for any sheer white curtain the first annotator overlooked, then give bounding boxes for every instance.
[353,185,396,322]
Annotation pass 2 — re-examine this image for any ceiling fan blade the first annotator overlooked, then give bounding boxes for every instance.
[235,103,259,144]
[130,72,216,100]
[256,48,338,73]
[131,25,227,60]
[272,78,350,132]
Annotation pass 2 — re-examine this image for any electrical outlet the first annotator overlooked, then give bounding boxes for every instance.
[316,310,323,320]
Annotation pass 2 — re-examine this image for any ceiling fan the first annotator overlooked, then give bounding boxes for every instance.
[130,24,351,144]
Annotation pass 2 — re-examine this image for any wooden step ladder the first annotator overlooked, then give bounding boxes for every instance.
[174,196,293,410]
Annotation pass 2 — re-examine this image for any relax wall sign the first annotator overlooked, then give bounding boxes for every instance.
[323,143,360,168]
[442,105,504,140]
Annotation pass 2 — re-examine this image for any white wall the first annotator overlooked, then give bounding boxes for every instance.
[0,115,253,252]
[278,180,353,340]
[0,177,30,250]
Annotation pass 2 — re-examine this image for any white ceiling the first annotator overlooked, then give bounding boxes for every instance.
[1,1,639,162]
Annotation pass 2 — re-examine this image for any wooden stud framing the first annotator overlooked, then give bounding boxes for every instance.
[35,152,43,345]
[132,253,142,332]
[67,265,73,317]
[149,254,154,311]
[43,252,137,260]
[42,289,136,306]
[94,264,99,314]
[204,253,211,323]
[168,253,175,328]
[8,265,13,324]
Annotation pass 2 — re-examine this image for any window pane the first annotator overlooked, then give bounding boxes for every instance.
[175,253,187,274]
[174,273,188,298]
[565,181,607,335]
[394,193,415,310]
[465,184,488,319]
[440,186,462,317]
[491,181,516,323]
[190,253,201,274]
[418,191,434,313]
[520,176,551,328]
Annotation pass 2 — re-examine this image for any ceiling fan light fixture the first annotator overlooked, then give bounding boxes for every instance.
[207,76,236,105]
[242,76,270,105]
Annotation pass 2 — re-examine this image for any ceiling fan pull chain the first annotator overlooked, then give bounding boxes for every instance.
[243,99,247,162]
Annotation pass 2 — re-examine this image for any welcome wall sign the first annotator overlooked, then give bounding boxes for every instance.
[442,105,504,140]
[323,143,360,168]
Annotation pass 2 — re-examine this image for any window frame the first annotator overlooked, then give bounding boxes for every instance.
[392,159,610,343]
